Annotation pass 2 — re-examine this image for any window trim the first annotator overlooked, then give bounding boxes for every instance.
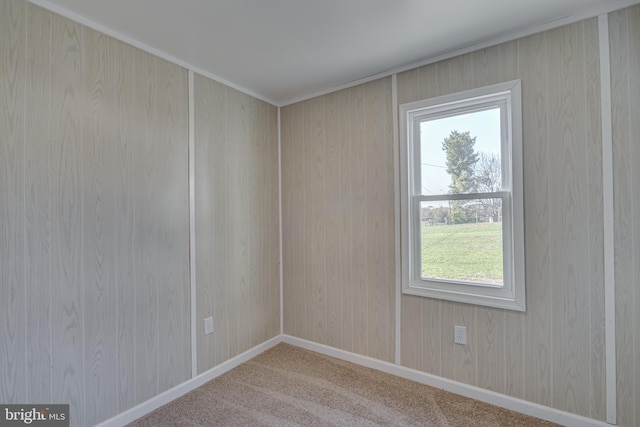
[399,80,525,312]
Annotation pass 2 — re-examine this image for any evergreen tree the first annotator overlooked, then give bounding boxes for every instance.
[441,131,479,223]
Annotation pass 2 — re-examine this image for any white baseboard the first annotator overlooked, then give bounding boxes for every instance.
[95,336,281,427]
[281,335,612,427]
[96,334,611,427]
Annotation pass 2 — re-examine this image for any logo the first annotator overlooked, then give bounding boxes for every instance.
[0,405,68,427]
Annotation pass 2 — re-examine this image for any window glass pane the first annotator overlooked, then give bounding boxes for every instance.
[419,108,502,196]
[420,199,503,286]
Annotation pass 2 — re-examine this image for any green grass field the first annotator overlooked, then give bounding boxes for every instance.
[421,222,503,284]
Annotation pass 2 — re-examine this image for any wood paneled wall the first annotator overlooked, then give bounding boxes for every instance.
[0,2,281,425]
[0,2,191,425]
[610,5,640,427]
[281,17,611,422]
[397,19,605,420]
[194,74,280,373]
[1,0,27,409]
[281,78,396,362]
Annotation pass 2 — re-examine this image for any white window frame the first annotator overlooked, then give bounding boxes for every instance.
[399,80,525,312]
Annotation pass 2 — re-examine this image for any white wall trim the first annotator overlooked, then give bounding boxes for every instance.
[391,74,401,366]
[597,13,617,426]
[281,0,640,107]
[27,0,279,107]
[282,335,612,427]
[95,336,281,427]
[278,107,284,334]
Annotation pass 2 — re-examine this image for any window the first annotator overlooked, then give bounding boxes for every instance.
[399,80,525,311]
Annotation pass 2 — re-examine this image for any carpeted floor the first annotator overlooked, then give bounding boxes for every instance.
[129,343,560,426]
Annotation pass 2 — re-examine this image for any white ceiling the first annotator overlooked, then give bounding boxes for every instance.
[34,0,636,105]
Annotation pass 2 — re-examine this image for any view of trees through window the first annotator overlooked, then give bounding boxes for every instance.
[419,108,504,286]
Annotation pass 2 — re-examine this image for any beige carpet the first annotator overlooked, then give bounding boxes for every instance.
[129,343,560,426]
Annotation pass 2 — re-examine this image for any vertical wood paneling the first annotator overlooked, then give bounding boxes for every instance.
[385,79,396,363]
[248,97,260,345]
[129,48,191,412]
[223,85,240,360]
[217,83,232,365]
[82,27,117,424]
[583,18,606,422]
[291,102,307,340]
[50,13,84,423]
[281,79,395,362]
[518,34,552,405]
[259,99,278,345]
[24,3,52,404]
[503,309,525,398]
[366,79,393,361]
[240,93,251,351]
[421,299,441,376]
[365,82,381,357]
[238,93,251,352]
[231,90,249,352]
[631,9,640,426]
[281,105,296,336]
[222,88,234,362]
[629,9,640,427]
[476,307,505,393]
[194,74,280,374]
[194,75,217,370]
[181,75,193,380]
[111,38,136,413]
[611,5,640,426]
[519,32,553,408]
[383,78,397,363]
[216,86,233,363]
[338,88,354,353]
[154,60,189,390]
[350,84,369,356]
[324,92,343,349]
[0,0,26,405]
[610,9,633,426]
[4,2,206,424]
[305,97,327,344]
[401,296,422,370]
[266,104,281,341]
[546,22,591,416]
[133,49,158,404]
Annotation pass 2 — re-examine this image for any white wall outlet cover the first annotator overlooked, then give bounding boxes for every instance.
[204,316,214,335]
[454,325,467,345]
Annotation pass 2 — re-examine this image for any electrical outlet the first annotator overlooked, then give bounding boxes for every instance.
[454,325,467,345]
[204,316,214,335]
